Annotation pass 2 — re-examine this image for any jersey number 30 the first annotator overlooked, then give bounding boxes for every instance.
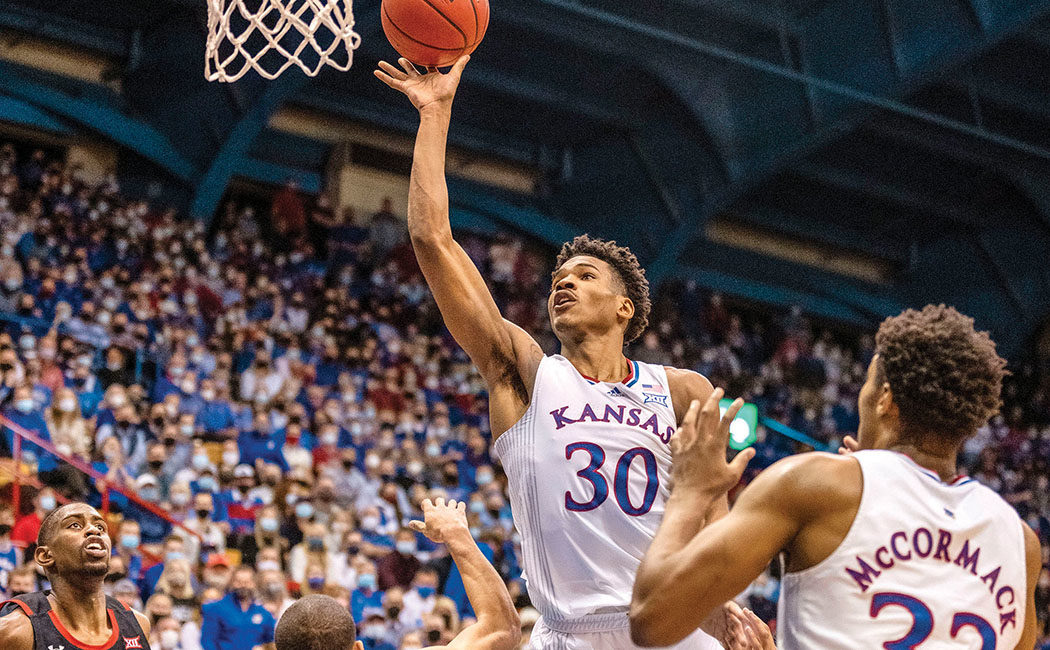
[870,592,996,649]
[564,443,659,516]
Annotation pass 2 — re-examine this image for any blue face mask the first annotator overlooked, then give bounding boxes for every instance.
[120,534,140,549]
[357,573,376,590]
[307,577,325,589]
[15,399,34,414]
[197,477,217,493]
[39,495,57,512]
[469,501,485,514]
[295,502,314,519]
[166,551,184,563]
[416,586,435,599]
[260,517,279,533]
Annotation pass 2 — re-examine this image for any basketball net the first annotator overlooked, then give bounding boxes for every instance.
[205,0,361,82]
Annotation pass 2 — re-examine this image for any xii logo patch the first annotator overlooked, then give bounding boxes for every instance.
[124,636,143,649]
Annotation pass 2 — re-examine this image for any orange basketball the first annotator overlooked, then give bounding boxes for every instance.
[381,0,489,68]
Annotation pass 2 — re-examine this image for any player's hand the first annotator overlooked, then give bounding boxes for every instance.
[409,497,468,543]
[838,435,860,455]
[726,606,776,650]
[374,55,470,113]
[670,388,755,499]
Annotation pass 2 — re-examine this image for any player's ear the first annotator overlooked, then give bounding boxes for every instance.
[618,296,635,321]
[876,383,898,419]
[352,641,365,650]
[34,544,54,572]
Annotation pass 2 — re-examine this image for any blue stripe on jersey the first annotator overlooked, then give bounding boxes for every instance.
[625,360,641,387]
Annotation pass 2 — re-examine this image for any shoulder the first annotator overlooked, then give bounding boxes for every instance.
[0,609,33,650]
[664,368,713,423]
[1021,520,1041,571]
[132,608,151,637]
[739,452,861,514]
[664,367,713,401]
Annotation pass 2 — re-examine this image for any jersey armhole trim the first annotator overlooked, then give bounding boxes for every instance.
[781,454,866,579]
[0,599,32,616]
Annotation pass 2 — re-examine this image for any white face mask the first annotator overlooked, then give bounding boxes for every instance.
[159,628,180,649]
[58,398,77,412]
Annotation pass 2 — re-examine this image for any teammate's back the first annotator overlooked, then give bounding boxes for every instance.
[779,449,1026,649]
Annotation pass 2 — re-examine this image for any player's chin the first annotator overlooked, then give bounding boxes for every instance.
[79,555,111,576]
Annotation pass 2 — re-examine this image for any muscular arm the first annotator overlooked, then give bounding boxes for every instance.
[631,453,856,647]
[411,499,520,650]
[0,612,34,650]
[433,528,520,650]
[386,60,542,424]
[1015,522,1041,650]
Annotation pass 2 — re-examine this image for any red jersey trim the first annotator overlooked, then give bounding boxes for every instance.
[578,359,635,385]
[1,599,33,616]
[47,607,120,650]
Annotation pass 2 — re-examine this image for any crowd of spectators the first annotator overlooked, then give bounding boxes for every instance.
[0,139,1047,648]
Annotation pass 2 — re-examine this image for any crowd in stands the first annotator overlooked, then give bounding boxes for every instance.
[0,139,1047,648]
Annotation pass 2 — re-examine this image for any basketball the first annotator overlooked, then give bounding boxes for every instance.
[381,0,489,68]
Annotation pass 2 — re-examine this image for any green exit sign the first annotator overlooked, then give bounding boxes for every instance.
[720,399,758,450]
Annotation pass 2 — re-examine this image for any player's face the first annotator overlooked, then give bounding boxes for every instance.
[548,256,631,342]
[37,504,111,579]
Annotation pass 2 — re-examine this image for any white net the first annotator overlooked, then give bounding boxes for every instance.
[205,0,361,82]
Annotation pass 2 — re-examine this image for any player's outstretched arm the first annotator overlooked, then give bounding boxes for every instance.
[410,498,521,650]
[1015,522,1041,650]
[0,612,34,650]
[631,391,854,647]
[374,57,542,410]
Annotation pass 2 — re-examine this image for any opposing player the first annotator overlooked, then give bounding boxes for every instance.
[631,305,1040,649]
[0,502,153,650]
[275,498,518,650]
[375,55,732,649]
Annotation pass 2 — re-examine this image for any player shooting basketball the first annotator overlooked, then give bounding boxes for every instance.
[631,306,1040,649]
[0,502,153,650]
[375,55,751,649]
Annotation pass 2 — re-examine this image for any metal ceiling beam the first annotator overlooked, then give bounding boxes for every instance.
[0,61,196,181]
[790,161,982,225]
[0,93,72,134]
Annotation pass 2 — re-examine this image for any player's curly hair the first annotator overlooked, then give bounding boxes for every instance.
[554,235,651,344]
[875,304,1007,441]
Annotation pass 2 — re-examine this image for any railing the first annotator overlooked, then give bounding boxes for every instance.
[1,415,202,544]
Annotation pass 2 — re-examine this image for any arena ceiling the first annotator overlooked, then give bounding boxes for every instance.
[1,0,1050,356]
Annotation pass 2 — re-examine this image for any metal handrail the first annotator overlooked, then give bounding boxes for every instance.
[1,415,202,542]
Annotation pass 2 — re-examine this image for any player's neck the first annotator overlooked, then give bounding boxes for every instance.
[562,336,629,383]
[48,578,109,633]
[889,439,960,482]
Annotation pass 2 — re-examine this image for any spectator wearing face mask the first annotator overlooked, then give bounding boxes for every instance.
[351,562,385,626]
[125,473,173,544]
[197,378,237,437]
[5,565,37,600]
[238,505,287,567]
[376,528,421,591]
[155,557,201,621]
[142,533,190,597]
[113,517,145,583]
[10,487,57,549]
[288,521,339,585]
[184,491,229,561]
[401,567,439,630]
[151,614,191,650]
[237,411,288,471]
[1,382,54,471]
[98,346,134,388]
[358,608,397,650]
[221,464,264,536]
[89,435,132,512]
[200,565,277,650]
[97,402,149,473]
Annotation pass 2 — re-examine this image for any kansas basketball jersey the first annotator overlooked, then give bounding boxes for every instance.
[778,450,1026,649]
[0,591,150,650]
[495,355,688,625]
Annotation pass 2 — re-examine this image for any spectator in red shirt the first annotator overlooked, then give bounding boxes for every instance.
[271,179,307,244]
[11,487,56,548]
[376,528,420,591]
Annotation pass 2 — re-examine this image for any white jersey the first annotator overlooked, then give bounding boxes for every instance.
[495,355,717,645]
[778,449,1027,650]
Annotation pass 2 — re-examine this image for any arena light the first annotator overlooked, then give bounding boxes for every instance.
[720,399,758,450]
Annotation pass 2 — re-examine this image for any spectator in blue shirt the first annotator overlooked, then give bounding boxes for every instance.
[200,566,276,650]
[1,383,55,472]
[238,412,288,471]
[350,564,384,622]
[197,378,237,437]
